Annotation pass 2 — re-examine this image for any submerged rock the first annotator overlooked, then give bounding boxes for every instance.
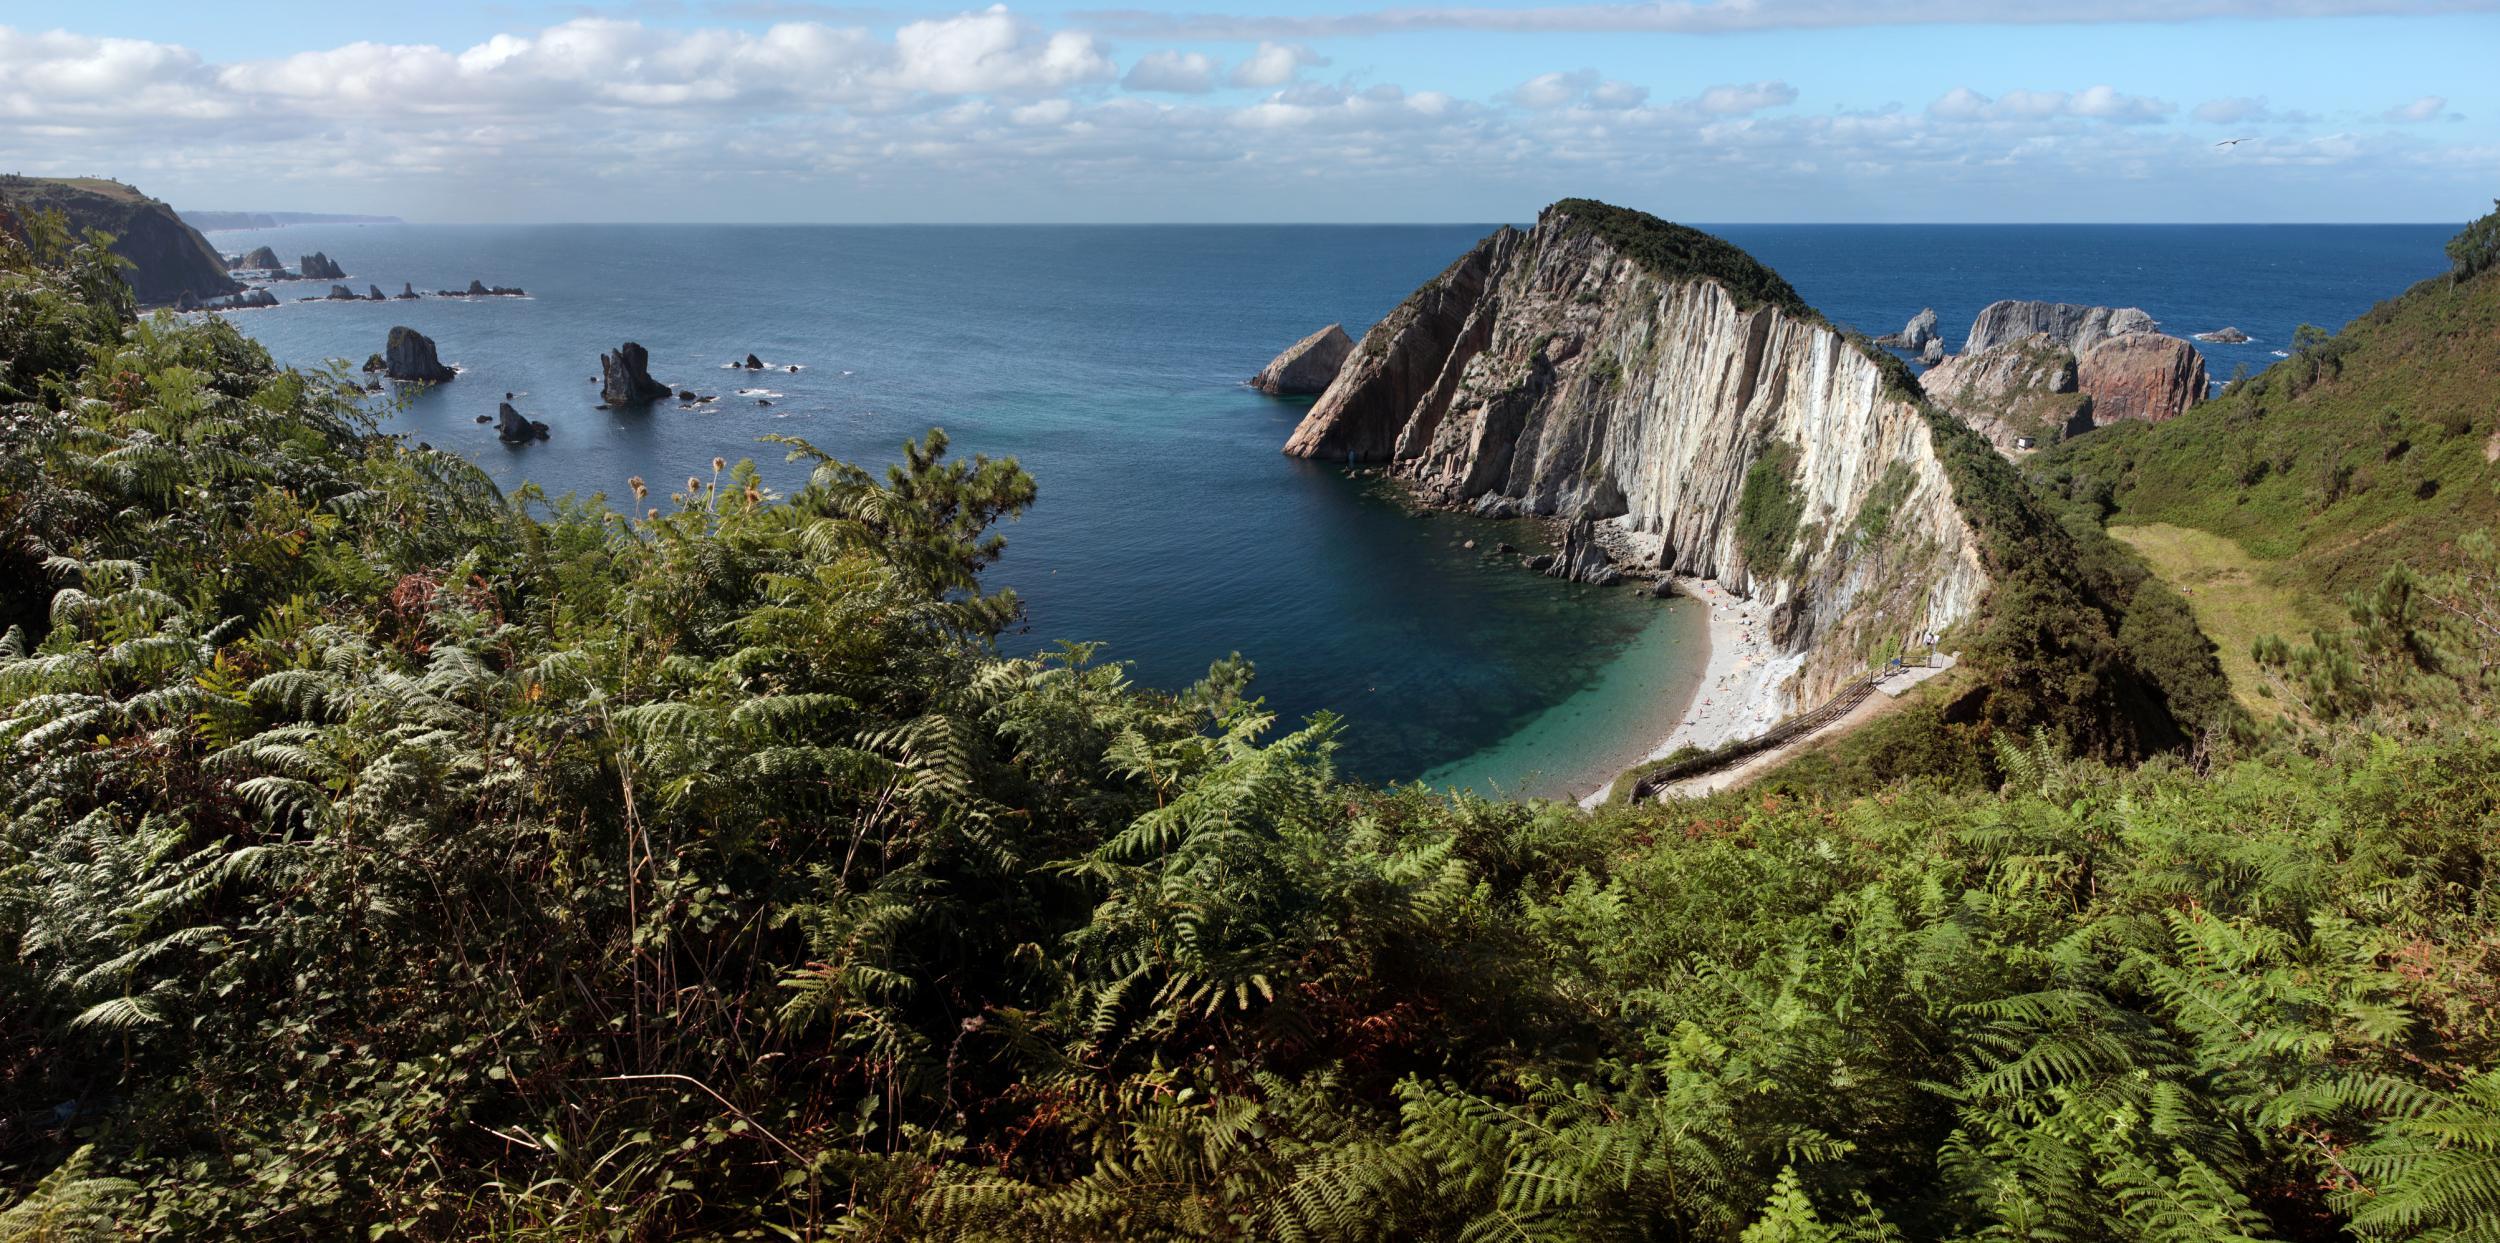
[384,326,456,385]
[1964,299,2155,356]
[599,343,671,406]
[1250,324,1355,396]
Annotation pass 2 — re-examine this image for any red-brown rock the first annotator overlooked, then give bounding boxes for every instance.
[2077,333,2209,426]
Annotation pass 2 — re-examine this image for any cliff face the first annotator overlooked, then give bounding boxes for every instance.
[0,177,242,306]
[1285,200,1989,708]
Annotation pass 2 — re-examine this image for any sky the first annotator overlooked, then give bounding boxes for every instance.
[5,1,2497,223]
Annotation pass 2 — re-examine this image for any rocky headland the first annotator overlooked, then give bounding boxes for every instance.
[0,176,243,306]
[1250,324,1355,395]
[1284,199,1989,723]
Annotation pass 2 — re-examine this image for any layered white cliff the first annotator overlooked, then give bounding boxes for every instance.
[1286,201,1989,712]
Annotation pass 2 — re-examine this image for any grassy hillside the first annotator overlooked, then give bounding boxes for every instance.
[2037,213,2500,607]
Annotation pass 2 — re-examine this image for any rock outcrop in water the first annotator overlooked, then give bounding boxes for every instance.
[495,401,549,444]
[2078,332,2209,426]
[232,245,284,272]
[600,343,671,406]
[1284,198,1987,707]
[385,327,456,384]
[1874,308,1940,354]
[1964,299,2155,356]
[1250,324,1355,396]
[301,252,346,280]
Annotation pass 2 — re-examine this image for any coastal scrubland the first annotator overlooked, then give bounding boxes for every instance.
[5,204,2500,1242]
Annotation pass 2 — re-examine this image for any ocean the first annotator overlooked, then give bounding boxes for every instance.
[208,220,2459,797]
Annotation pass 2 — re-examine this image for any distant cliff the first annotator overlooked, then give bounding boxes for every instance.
[1286,199,1988,708]
[180,209,403,232]
[0,177,241,306]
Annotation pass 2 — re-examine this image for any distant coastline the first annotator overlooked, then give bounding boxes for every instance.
[181,210,404,232]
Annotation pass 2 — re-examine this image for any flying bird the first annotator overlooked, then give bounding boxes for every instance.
[2216,137,2254,147]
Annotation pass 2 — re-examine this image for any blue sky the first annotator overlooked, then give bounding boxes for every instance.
[7,1,2496,222]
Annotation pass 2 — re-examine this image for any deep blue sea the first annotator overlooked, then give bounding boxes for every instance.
[208,220,2457,796]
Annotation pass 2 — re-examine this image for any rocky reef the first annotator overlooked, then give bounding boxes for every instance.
[1283,198,1987,708]
[441,279,525,298]
[600,343,672,406]
[1963,299,2156,357]
[301,252,347,280]
[0,176,242,306]
[1250,324,1355,395]
[2194,326,2249,344]
[384,327,456,385]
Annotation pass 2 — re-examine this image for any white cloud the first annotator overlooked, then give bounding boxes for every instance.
[2380,94,2451,122]
[2192,95,2316,125]
[1079,1,2500,39]
[1696,81,1797,115]
[885,6,1114,96]
[1506,69,1655,111]
[1228,41,1324,88]
[1124,49,1218,93]
[1930,84,2171,124]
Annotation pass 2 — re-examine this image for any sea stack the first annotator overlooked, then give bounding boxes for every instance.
[1282,198,1988,709]
[600,342,672,406]
[1874,308,1940,354]
[383,326,456,384]
[233,245,284,272]
[495,401,550,444]
[301,252,346,280]
[2077,332,2209,426]
[1250,324,1355,396]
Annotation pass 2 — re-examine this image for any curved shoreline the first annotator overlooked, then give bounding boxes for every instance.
[1575,578,1796,809]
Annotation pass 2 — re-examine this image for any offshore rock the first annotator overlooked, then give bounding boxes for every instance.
[233,245,284,272]
[600,342,672,406]
[1250,324,1355,396]
[397,282,419,300]
[1965,299,2155,356]
[1284,198,1987,707]
[301,252,346,280]
[2077,333,2209,426]
[1920,333,2092,455]
[744,353,765,369]
[1918,338,1946,365]
[2195,326,2250,344]
[495,401,549,444]
[328,284,358,300]
[1874,307,1939,353]
[385,326,456,384]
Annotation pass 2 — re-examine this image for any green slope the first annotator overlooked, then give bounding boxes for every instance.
[2036,206,2500,611]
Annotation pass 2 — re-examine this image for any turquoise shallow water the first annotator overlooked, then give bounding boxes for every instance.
[210,221,2456,796]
